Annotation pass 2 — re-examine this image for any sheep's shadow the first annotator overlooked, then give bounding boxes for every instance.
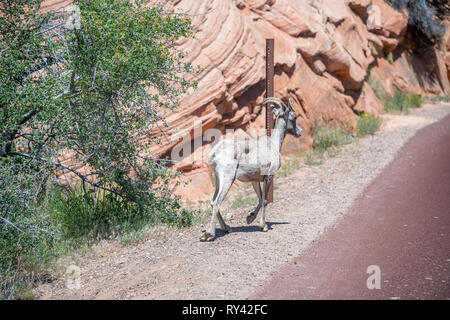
[211,221,289,240]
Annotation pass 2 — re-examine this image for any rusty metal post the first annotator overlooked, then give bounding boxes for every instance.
[265,39,274,204]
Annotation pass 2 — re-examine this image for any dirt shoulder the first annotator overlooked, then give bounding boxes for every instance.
[34,102,450,300]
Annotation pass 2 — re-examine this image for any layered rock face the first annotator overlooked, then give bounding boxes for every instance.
[42,0,449,200]
[443,18,450,83]
[162,0,449,200]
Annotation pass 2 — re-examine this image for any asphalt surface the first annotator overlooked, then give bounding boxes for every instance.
[256,114,450,300]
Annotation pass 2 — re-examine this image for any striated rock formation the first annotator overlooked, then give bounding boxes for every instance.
[42,0,449,200]
[159,0,449,200]
[443,19,450,83]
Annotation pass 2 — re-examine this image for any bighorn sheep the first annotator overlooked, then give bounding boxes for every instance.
[200,97,303,241]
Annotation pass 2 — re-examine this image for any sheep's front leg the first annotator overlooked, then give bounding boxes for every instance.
[260,175,273,232]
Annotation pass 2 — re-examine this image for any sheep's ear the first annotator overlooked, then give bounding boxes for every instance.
[271,105,280,116]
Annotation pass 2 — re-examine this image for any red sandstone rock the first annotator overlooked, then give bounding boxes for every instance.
[353,82,383,115]
[369,0,408,38]
[41,0,450,200]
[442,20,450,83]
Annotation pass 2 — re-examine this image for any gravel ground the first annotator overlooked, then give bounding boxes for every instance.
[34,102,450,300]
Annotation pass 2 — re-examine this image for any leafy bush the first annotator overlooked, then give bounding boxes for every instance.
[0,0,196,299]
[357,113,382,137]
[407,93,423,108]
[384,91,423,113]
[429,95,450,103]
[0,161,57,299]
[313,125,353,154]
[384,91,407,112]
[47,185,194,246]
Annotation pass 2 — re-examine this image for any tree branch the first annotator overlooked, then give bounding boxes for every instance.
[9,152,120,196]
[1,108,38,157]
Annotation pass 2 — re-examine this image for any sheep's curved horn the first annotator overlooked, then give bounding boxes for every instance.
[287,97,295,111]
[261,97,288,110]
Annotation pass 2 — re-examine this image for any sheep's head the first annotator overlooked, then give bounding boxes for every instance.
[262,97,303,137]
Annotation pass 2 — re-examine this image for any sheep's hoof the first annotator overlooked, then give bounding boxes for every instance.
[200,232,214,242]
[246,214,256,224]
[223,225,232,233]
[260,224,269,232]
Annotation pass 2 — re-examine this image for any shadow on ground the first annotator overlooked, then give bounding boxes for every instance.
[211,221,290,240]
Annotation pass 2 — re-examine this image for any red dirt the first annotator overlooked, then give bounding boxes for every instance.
[255,114,450,300]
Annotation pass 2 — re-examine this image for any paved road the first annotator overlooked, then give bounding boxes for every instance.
[256,114,450,300]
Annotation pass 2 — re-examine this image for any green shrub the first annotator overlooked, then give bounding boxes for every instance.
[304,151,323,166]
[47,185,194,246]
[0,163,58,299]
[0,219,57,299]
[384,91,423,113]
[48,186,134,244]
[384,91,406,112]
[429,95,450,103]
[407,93,423,108]
[118,228,148,245]
[313,125,353,154]
[357,113,382,137]
[1,0,196,299]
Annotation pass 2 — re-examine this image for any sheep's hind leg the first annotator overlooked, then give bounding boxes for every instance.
[247,182,262,224]
[200,204,219,242]
[260,176,273,232]
[200,170,235,241]
[217,210,232,233]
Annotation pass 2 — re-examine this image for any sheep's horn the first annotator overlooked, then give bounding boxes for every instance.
[287,97,295,111]
[261,97,288,110]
